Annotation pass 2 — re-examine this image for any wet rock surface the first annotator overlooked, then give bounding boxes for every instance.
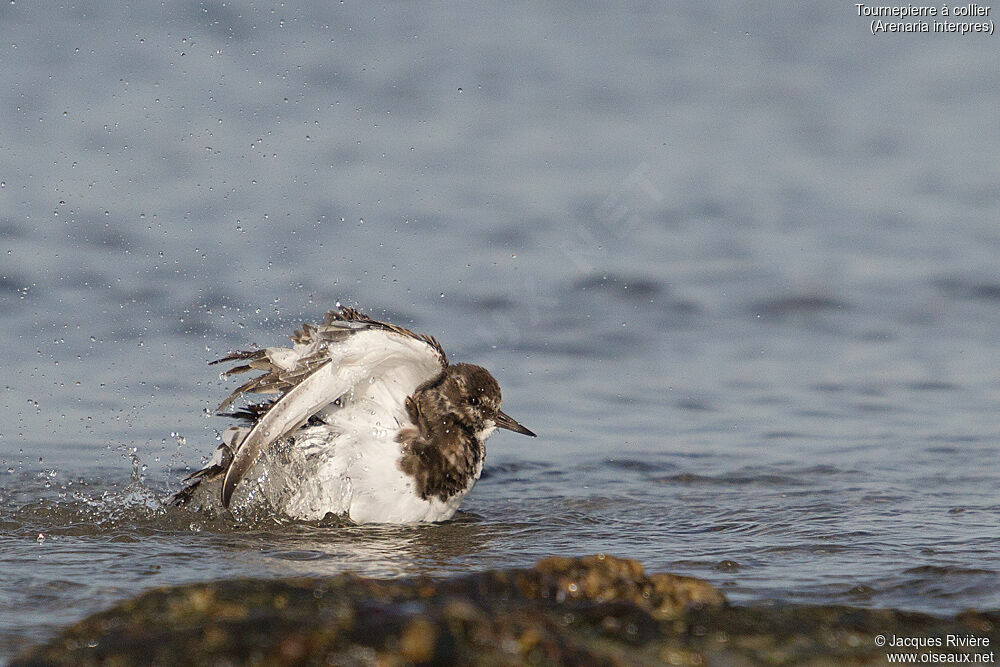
[14,555,999,666]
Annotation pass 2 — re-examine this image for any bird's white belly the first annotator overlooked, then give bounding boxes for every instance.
[238,425,474,524]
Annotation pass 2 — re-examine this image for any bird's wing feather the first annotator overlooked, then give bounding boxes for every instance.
[213,306,447,412]
[216,308,446,508]
[221,358,337,506]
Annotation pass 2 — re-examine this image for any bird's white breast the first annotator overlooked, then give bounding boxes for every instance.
[228,331,469,523]
[236,422,474,524]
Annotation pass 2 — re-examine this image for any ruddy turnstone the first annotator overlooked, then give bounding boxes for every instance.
[172,306,535,523]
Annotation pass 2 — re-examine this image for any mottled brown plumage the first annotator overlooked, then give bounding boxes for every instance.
[396,363,530,501]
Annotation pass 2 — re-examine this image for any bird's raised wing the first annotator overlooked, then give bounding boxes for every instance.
[214,307,447,508]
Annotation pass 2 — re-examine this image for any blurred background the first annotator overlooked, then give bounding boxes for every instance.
[2,1,1000,657]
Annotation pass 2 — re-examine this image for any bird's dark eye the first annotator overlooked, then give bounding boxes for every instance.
[469,396,480,406]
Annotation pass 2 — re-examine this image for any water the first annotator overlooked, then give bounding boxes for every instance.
[3,1,1000,659]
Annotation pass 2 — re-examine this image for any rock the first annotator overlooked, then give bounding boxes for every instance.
[12,555,999,666]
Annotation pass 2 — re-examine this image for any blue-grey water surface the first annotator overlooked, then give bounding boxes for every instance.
[3,2,1000,659]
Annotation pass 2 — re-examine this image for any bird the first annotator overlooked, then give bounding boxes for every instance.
[172,305,535,524]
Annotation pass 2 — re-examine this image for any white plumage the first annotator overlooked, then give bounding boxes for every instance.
[172,307,533,524]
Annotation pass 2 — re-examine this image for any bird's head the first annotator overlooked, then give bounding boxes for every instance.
[422,362,536,438]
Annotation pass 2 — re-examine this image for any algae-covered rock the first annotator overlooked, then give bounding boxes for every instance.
[13,555,999,666]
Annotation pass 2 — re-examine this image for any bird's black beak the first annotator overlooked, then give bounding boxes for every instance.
[495,410,536,437]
